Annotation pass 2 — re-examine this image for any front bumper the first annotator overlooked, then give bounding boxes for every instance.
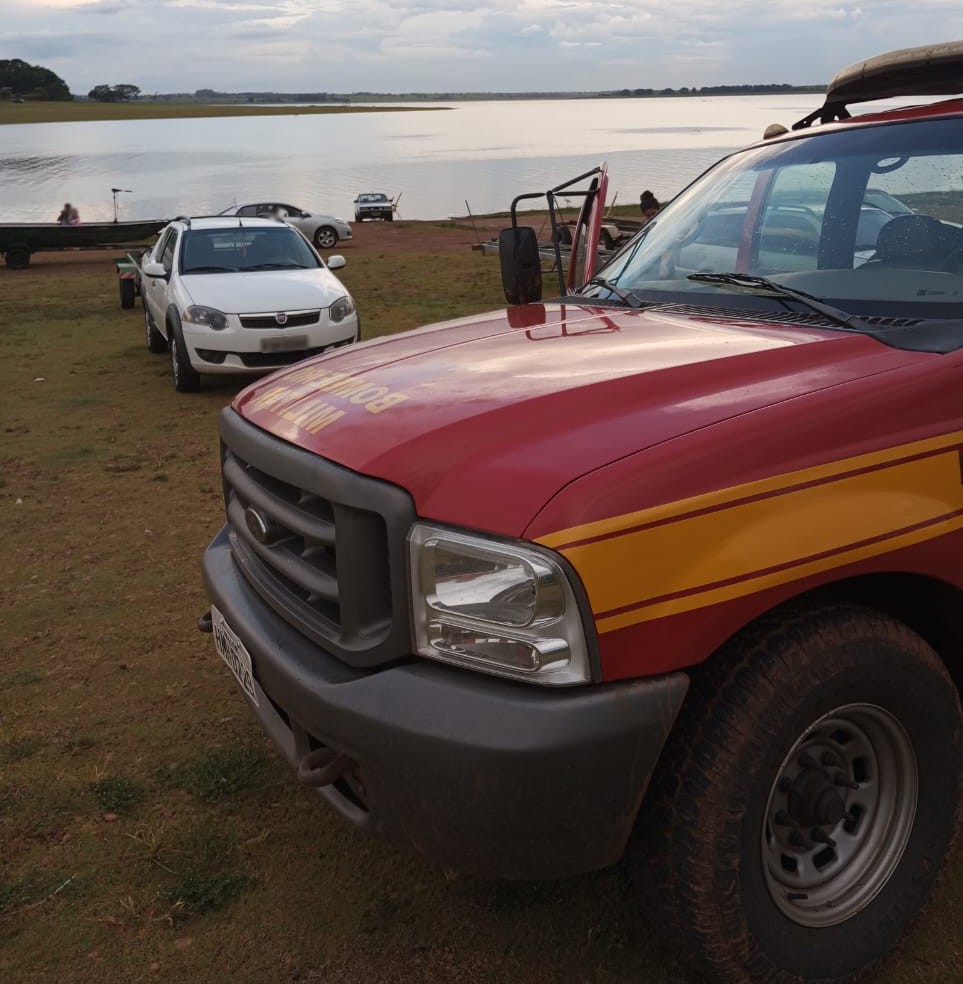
[202,526,689,879]
[182,318,357,374]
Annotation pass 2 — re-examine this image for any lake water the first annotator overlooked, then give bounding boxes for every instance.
[0,95,900,224]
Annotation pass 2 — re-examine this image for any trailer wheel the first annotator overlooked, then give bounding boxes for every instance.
[119,277,136,309]
[5,247,30,269]
[636,603,962,984]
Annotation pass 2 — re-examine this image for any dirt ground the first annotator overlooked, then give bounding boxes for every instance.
[12,214,516,273]
[3,211,961,984]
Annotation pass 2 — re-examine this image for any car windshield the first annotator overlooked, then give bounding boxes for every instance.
[583,115,963,326]
[359,194,388,203]
[180,227,321,273]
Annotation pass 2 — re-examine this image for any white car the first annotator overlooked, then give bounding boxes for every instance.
[140,216,359,392]
[217,202,352,249]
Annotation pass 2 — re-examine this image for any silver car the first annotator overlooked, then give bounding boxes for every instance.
[218,202,352,249]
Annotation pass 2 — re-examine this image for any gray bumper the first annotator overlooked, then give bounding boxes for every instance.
[202,526,688,880]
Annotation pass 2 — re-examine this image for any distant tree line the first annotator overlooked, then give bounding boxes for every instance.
[0,59,826,105]
[611,83,824,97]
[139,83,825,104]
[88,83,142,102]
[0,59,71,101]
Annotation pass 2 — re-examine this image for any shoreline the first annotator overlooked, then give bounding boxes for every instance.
[0,102,440,127]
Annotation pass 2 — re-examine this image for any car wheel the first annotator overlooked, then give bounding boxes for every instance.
[386,213,394,222]
[169,321,200,392]
[314,226,338,249]
[635,603,962,984]
[145,306,167,354]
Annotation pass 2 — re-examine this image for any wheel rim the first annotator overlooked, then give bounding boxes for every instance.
[145,309,151,345]
[170,335,180,383]
[317,229,336,248]
[762,703,917,927]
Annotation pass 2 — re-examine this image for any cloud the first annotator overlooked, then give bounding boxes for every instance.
[3,0,963,93]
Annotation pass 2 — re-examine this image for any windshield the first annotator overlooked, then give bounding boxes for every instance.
[180,227,321,273]
[586,116,963,324]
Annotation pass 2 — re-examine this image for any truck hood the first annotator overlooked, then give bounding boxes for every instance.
[182,268,347,312]
[232,302,917,534]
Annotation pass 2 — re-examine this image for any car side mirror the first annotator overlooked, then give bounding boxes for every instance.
[499,226,542,305]
[326,255,346,270]
[142,260,167,278]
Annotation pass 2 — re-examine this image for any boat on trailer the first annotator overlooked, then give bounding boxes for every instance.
[0,218,170,269]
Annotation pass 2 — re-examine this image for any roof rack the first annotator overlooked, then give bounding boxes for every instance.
[793,40,963,130]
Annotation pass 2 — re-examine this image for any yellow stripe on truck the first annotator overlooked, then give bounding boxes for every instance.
[538,431,963,631]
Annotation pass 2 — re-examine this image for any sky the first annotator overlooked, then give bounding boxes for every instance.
[4,0,963,97]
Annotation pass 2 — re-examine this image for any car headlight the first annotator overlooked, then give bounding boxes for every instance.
[408,523,591,686]
[184,305,229,331]
[329,295,356,323]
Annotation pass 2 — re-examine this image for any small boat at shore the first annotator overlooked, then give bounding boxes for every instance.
[0,218,170,269]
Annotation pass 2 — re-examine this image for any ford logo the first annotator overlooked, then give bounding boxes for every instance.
[244,506,277,544]
[275,312,288,326]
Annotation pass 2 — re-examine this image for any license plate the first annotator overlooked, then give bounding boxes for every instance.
[211,605,259,707]
[260,333,308,353]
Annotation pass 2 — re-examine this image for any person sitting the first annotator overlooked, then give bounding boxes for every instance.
[56,202,72,224]
[67,207,81,226]
[639,190,661,222]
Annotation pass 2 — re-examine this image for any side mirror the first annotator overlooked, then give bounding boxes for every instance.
[142,260,167,278]
[499,226,542,305]
[326,255,346,270]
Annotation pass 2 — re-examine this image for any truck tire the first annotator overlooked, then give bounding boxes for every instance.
[636,603,961,984]
[168,320,200,392]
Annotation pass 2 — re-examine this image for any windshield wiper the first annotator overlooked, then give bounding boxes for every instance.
[687,272,876,332]
[580,276,645,308]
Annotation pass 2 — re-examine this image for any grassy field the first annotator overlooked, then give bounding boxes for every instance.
[1,232,961,984]
[0,101,437,127]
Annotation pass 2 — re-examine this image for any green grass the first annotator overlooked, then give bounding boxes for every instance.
[0,101,440,126]
[0,234,959,984]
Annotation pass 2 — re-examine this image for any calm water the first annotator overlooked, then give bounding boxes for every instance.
[0,95,898,224]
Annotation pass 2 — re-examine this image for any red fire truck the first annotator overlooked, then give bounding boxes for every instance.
[200,42,963,983]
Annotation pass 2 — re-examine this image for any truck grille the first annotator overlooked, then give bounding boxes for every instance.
[218,407,417,669]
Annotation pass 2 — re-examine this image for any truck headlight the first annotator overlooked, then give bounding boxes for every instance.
[329,295,356,324]
[408,523,591,686]
[184,305,229,331]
